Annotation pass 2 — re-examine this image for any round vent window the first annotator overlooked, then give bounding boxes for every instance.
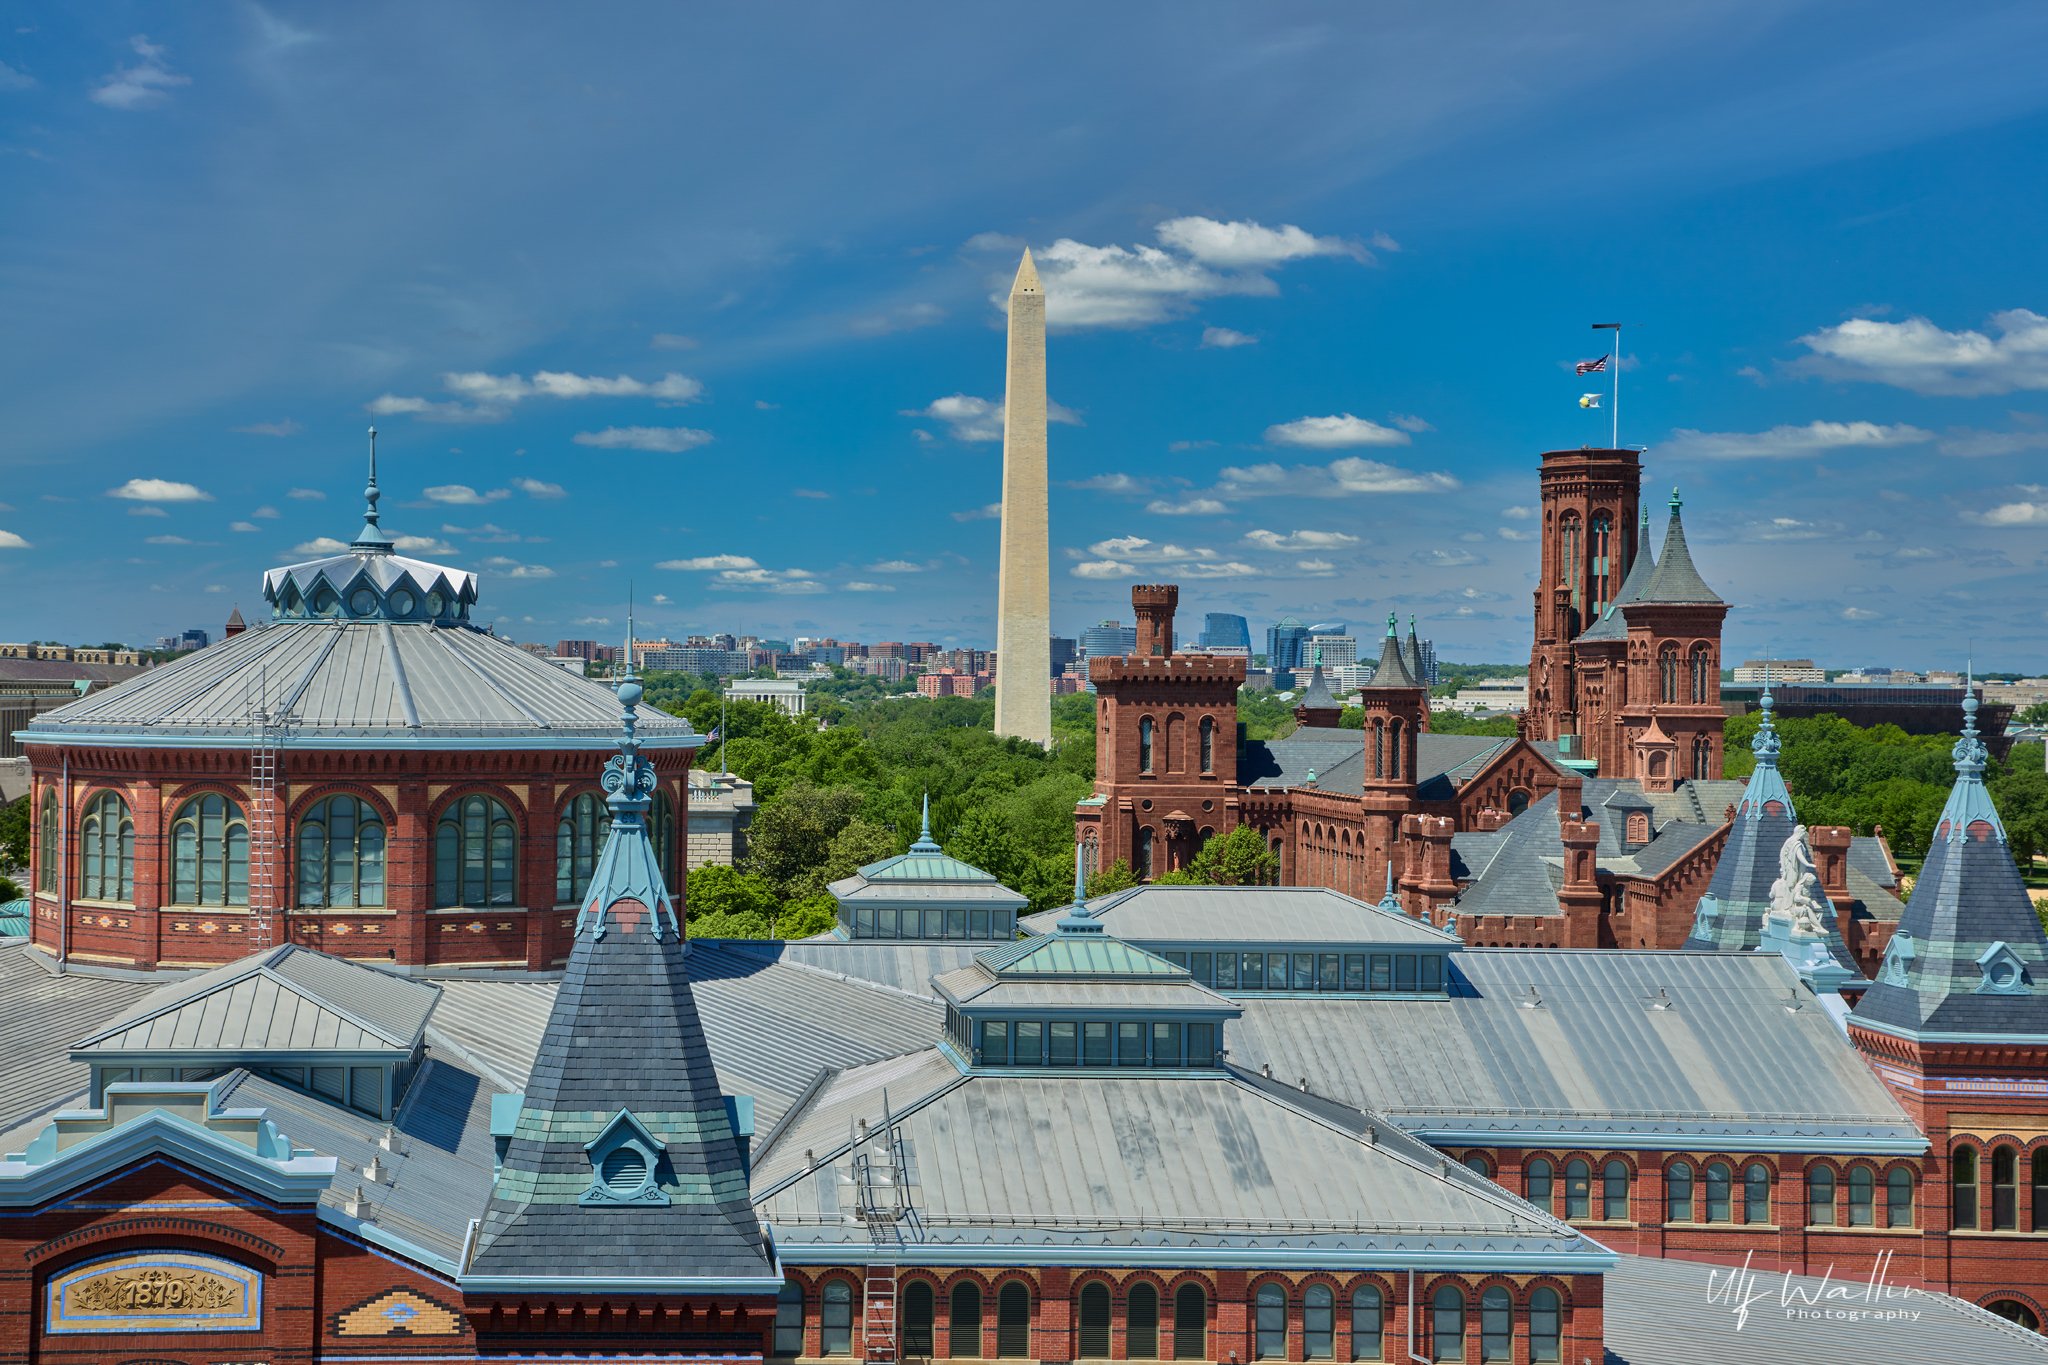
[349,587,378,615]
[311,587,338,616]
[600,1146,649,1194]
[425,590,446,616]
[388,588,415,616]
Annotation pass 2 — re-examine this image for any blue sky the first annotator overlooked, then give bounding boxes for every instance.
[4,3,2048,668]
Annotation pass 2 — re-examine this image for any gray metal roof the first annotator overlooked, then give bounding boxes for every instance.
[0,947,153,1130]
[1225,949,1922,1149]
[1023,884,1456,948]
[1604,1253,2048,1364]
[21,618,702,750]
[715,940,984,1001]
[826,876,1027,908]
[757,1052,1603,1266]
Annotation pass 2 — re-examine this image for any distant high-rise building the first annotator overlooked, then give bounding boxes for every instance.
[1049,636,1077,677]
[1266,618,1310,671]
[1081,619,1139,659]
[1200,612,1251,652]
[1307,633,1358,667]
[1732,659,1825,683]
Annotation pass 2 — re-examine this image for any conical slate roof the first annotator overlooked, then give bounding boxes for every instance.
[466,667,778,1289]
[1579,508,1654,643]
[1297,652,1338,710]
[1362,613,1419,689]
[1853,688,2048,1042]
[1636,489,1723,605]
[1403,616,1426,682]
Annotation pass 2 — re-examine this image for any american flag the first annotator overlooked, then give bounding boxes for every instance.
[1576,355,1609,375]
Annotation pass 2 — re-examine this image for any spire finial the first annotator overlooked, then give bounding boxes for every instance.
[350,426,394,551]
[1753,662,1781,767]
[1313,644,1322,668]
[625,584,635,676]
[921,792,932,840]
[1669,485,1683,514]
[1072,839,1086,906]
[1385,611,1398,638]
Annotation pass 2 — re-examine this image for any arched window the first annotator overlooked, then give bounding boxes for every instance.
[1658,645,1679,704]
[1254,1284,1286,1361]
[1389,719,1404,781]
[435,794,518,908]
[1130,1282,1160,1360]
[1744,1163,1772,1224]
[1993,1145,2019,1230]
[1372,720,1384,779]
[997,1283,1031,1359]
[171,793,250,908]
[1430,1286,1464,1363]
[1590,511,1614,614]
[1690,644,1712,704]
[1887,1166,1915,1229]
[1850,1164,1877,1227]
[952,1282,984,1360]
[1139,716,1154,774]
[1691,734,1712,781]
[1479,1286,1512,1363]
[1463,1153,1492,1177]
[2035,1151,2048,1231]
[1173,1283,1206,1362]
[78,791,133,902]
[1200,716,1215,774]
[36,788,57,893]
[1953,1147,1979,1230]
[1530,1287,1562,1363]
[904,1281,935,1357]
[1078,1282,1111,1359]
[1704,1161,1733,1223]
[1350,1285,1383,1362]
[1304,1283,1334,1360]
[1603,1159,1630,1221]
[556,792,612,903]
[821,1279,854,1357]
[1136,826,1154,881]
[774,1281,805,1357]
[1808,1165,1837,1226]
[1990,1301,2043,1332]
[1507,788,1531,816]
[1559,512,1582,614]
[653,789,677,891]
[1165,713,1185,774]
[1527,1158,1555,1212]
[1563,1159,1591,1218]
[1666,1161,1695,1223]
[297,795,386,908]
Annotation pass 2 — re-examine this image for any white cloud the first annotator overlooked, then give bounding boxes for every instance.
[144,534,195,545]
[793,488,831,500]
[866,559,925,573]
[1413,548,1483,568]
[575,616,613,627]
[234,420,301,438]
[1498,526,1532,542]
[714,567,821,593]
[1796,310,2048,396]
[1296,559,1336,574]
[1147,497,1228,516]
[371,370,705,422]
[1072,559,1137,580]
[844,581,896,593]
[1074,537,1258,580]
[1936,428,2048,458]
[1154,217,1365,270]
[1243,529,1360,551]
[291,537,350,555]
[951,502,1001,522]
[1087,536,1216,564]
[287,487,325,500]
[90,35,189,110]
[479,556,554,579]
[1970,501,2048,527]
[1168,440,1218,453]
[1388,413,1434,433]
[660,554,760,571]
[512,476,566,498]
[1658,420,1932,461]
[443,522,522,543]
[252,506,280,519]
[572,426,713,453]
[1500,505,1535,519]
[108,477,211,503]
[1329,459,1458,494]
[1842,606,1884,621]
[0,530,30,549]
[1201,326,1257,349]
[1266,414,1412,449]
[1069,473,1150,494]
[423,484,511,505]
[229,521,260,533]
[535,371,702,401]
[392,535,456,555]
[904,394,1082,443]
[652,594,671,605]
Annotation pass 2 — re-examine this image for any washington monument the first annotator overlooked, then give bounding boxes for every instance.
[994,249,1052,746]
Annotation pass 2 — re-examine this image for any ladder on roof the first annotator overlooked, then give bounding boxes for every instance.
[246,705,279,952]
[854,1092,904,1365]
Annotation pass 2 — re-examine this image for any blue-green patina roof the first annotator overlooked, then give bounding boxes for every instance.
[0,898,30,939]
[973,932,1186,978]
[859,849,999,883]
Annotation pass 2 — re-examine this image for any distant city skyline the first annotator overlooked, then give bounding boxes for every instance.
[4,8,2048,666]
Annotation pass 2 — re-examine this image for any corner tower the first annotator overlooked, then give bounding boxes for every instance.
[1523,447,1642,764]
[1619,489,1728,784]
[994,249,1052,746]
[1357,613,1426,880]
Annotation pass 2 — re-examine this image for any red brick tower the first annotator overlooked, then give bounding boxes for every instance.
[1357,613,1426,880]
[1619,489,1728,784]
[1522,448,1641,767]
[1078,584,1244,880]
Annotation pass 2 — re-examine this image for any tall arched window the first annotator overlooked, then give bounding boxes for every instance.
[997,1282,1030,1359]
[1350,1285,1383,1362]
[1559,512,1582,614]
[2035,1151,2048,1232]
[952,1282,984,1360]
[1658,645,1679,703]
[1590,511,1614,614]
[1129,1282,1160,1360]
[903,1281,935,1357]
[36,788,57,893]
[1689,644,1713,703]
[821,1279,854,1356]
[1603,1159,1630,1221]
[1254,1284,1286,1361]
[556,792,612,903]
[1371,720,1384,779]
[1563,1159,1591,1218]
[1666,1161,1695,1222]
[1165,713,1185,774]
[1807,1165,1836,1226]
[1691,734,1712,780]
[1136,826,1154,881]
[1199,716,1215,774]
[1304,1283,1333,1360]
[1430,1286,1464,1363]
[1992,1145,2019,1230]
[1174,1283,1207,1361]
[1850,1164,1877,1227]
[171,794,250,907]
[1952,1147,1979,1230]
[1389,719,1404,781]
[1744,1163,1772,1224]
[1530,1287,1562,1363]
[653,789,676,891]
[1078,1283,1111,1359]
[774,1281,805,1357]
[435,794,518,908]
[1139,716,1154,774]
[297,795,386,908]
[1888,1166,1915,1229]
[79,791,134,902]
[1527,1158,1555,1213]
[1705,1161,1733,1223]
[1479,1286,1512,1363]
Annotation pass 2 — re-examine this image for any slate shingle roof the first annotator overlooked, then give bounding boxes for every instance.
[1634,493,1723,606]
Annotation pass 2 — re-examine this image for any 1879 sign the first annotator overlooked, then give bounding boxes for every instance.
[46,1252,261,1333]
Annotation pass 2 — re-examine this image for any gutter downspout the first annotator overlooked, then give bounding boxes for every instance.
[1406,1270,1429,1365]
[56,752,70,972]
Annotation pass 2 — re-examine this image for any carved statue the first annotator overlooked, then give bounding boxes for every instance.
[1767,825,1829,936]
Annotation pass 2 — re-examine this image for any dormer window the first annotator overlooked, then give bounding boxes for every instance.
[580,1110,669,1206]
[1975,941,2032,997]
[1626,813,1649,845]
[1879,931,1914,987]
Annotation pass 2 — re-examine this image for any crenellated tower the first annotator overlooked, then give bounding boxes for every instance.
[1522,447,1642,764]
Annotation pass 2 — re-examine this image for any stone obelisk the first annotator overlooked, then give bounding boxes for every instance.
[994,249,1052,746]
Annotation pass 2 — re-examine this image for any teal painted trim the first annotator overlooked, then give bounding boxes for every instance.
[1411,1127,1929,1156]
[0,1112,336,1208]
[320,1206,462,1277]
[20,728,705,753]
[769,1243,1615,1274]
[1850,1015,2048,1048]
[459,1273,786,1295]
[75,1047,407,1066]
[960,1062,1231,1079]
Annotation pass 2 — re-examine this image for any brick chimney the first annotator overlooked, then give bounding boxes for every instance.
[1132,584,1178,658]
[1559,818,1604,947]
[1810,825,1854,917]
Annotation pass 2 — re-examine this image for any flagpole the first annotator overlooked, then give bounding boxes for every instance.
[1613,324,1621,449]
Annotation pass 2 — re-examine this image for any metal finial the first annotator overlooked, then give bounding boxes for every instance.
[1669,485,1682,513]
[364,427,381,527]
[920,792,932,841]
[1385,612,1398,638]
[1072,839,1086,906]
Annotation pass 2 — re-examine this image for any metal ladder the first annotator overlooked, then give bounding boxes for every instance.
[853,1094,904,1364]
[246,707,279,951]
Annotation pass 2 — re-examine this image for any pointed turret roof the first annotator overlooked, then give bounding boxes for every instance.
[1578,508,1655,642]
[1297,647,1338,710]
[1852,684,2048,1042]
[465,661,779,1290]
[1636,488,1723,605]
[1362,613,1420,689]
[1403,615,1426,681]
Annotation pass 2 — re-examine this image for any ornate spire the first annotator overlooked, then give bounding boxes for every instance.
[1938,668,2003,842]
[910,792,941,853]
[1362,610,1420,689]
[574,602,672,941]
[1055,839,1105,935]
[351,426,394,551]
[1377,863,1403,915]
[1738,665,1792,820]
